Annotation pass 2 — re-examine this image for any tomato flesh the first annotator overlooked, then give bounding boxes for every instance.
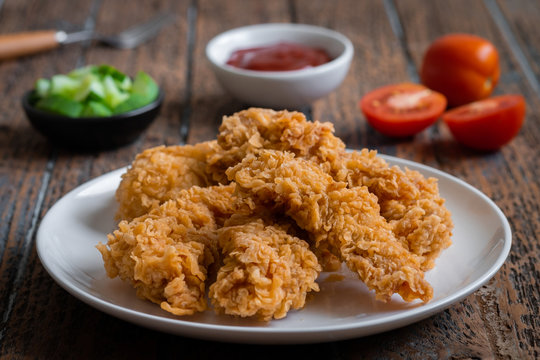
[421,34,500,107]
[359,83,447,137]
[442,95,525,150]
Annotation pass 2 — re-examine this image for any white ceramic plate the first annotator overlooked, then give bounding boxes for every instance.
[36,155,512,344]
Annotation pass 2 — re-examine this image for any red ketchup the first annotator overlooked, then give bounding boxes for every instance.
[226,42,331,71]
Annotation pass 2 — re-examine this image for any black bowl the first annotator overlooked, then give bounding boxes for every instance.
[22,89,164,150]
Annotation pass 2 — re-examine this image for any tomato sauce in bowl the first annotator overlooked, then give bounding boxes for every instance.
[226,42,332,71]
[206,23,354,107]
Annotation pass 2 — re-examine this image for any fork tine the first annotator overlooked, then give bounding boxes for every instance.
[116,13,175,48]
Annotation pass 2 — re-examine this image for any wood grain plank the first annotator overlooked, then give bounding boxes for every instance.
[395,0,540,358]
[493,0,540,98]
[0,0,96,354]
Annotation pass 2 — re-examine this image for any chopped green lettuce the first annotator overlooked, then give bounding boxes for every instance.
[50,75,81,99]
[36,95,84,117]
[102,75,129,108]
[35,79,50,98]
[113,93,148,114]
[81,101,113,117]
[33,65,159,118]
[132,71,159,102]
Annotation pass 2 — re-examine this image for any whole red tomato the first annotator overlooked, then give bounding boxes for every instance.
[421,34,500,107]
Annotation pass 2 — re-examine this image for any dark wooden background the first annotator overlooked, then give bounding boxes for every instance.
[0,0,538,358]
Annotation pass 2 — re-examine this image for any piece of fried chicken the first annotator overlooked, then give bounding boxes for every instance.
[115,141,216,221]
[210,108,452,271]
[206,108,347,270]
[208,108,453,270]
[206,108,346,184]
[337,149,453,270]
[97,184,236,316]
[227,150,433,303]
[209,216,321,321]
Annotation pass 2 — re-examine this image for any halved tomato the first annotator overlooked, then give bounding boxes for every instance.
[442,95,525,151]
[359,83,447,137]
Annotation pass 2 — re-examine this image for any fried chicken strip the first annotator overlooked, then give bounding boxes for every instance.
[115,141,216,221]
[209,216,321,321]
[207,107,346,270]
[227,150,433,303]
[337,149,453,270]
[210,108,451,270]
[97,184,236,316]
[206,107,346,183]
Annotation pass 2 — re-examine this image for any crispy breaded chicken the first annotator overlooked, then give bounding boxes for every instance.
[115,141,216,221]
[100,107,452,320]
[337,149,453,270]
[206,108,346,270]
[115,108,450,274]
[227,150,433,303]
[209,216,321,321]
[97,184,236,316]
[208,108,451,271]
[206,108,346,183]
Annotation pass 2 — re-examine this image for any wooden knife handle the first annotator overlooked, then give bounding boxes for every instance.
[0,31,60,61]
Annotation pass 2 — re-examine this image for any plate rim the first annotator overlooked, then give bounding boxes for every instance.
[36,154,512,343]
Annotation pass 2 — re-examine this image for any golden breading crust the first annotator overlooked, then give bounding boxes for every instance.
[206,108,346,270]
[227,150,433,303]
[97,184,236,316]
[206,108,346,183]
[115,141,216,221]
[209,216,321,321]
[209,108,452,271]
[337,149,453,270]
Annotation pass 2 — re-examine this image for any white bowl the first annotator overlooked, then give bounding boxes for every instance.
[206,23,354,109]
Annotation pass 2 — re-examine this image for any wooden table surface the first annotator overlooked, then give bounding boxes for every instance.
[1,0,538,358]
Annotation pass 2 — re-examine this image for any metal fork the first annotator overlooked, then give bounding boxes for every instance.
[0,13,175,60]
